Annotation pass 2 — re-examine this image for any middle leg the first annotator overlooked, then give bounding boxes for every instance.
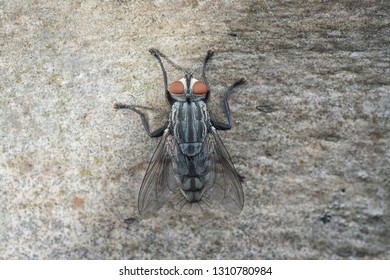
[113,102,168,138]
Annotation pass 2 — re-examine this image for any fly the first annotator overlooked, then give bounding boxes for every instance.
[113,48,246,219]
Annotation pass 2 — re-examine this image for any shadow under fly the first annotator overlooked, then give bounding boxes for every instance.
[113,48,246,219]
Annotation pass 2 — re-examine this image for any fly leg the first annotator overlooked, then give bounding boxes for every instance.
[149,48,175,105]
[148,48,168,91]
[211,77,247,130]
[113,103,167,138]
[112,48,170,138]
[202,49,214,101]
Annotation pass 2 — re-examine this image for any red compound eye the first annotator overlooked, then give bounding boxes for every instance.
[192,81,208,95]
[169,81,184,94]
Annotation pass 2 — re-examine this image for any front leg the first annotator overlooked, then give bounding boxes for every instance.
[148,48,175,105]
[202,49,214,101]
[211,77,247,130]
[113,103,168,138]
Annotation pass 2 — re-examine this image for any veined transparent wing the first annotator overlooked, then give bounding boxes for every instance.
[207,126,244,214]
[138,129,177,219]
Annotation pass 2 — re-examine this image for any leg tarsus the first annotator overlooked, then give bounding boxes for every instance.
[148,48,168,92]
[113,102,167,138]
[210,77,247,131]
[148,48,174,104]
[202,49,215,80]
[226,77,247,98]
[202,49,215,101]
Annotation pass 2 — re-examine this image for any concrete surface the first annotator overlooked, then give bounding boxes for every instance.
[0,0,389,259]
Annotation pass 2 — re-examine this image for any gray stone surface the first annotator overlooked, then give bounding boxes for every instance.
[1,0,389,259]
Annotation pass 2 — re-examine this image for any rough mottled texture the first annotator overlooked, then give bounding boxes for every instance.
[0,0,389,259]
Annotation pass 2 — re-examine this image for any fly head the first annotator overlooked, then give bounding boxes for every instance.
[168,74,209,102]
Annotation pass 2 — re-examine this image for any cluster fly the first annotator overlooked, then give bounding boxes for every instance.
[113,48,246,219]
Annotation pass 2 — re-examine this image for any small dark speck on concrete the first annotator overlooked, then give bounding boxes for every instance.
[320,212,332,224]
[124,217,137,225]
[337,247,353,258]
[324,135,340,142]
[356,250,367,258]
[228,32,238,37]
[256,105,277,113]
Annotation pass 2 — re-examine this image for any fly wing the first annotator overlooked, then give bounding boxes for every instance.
[138,129,177,219]
[207,126,244,214]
